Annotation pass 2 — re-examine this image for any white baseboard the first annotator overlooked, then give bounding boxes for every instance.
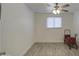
[20,42,34,56]
[3,41,64,56]
[35,41,64,43]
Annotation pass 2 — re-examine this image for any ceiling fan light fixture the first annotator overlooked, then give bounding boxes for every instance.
[53,9,57,15]
[57,9,61,14]
[51,3,69,15]
[52,9,60,15]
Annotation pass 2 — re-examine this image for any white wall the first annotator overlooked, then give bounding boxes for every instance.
[73,11,79,42]
[35,13,74,43]
[0,19,1,52]
[0,4,2,53]
[1,3,35,56]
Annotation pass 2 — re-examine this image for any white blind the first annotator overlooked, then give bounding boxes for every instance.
[47,17,62,28]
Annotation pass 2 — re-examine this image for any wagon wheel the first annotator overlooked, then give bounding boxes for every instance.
[74,44,78,49]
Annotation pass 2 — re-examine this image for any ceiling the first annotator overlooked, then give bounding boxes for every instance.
[26,3,79,13]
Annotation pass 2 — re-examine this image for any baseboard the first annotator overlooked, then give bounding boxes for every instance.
[4,41,64,56]
[35,41,64,44]
[0,52,6,55]
[20,42,34,56]
[35,42,64,44]
[21,42,64,56]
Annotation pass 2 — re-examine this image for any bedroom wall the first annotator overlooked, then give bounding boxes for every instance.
[73,11,79,42]
[0,4,2,53]
[0,22,1,52]
[0,15,1,53]
[35,13,74,43]
[1,3,35,55]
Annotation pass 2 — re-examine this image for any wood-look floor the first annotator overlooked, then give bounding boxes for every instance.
[25,43,79,56]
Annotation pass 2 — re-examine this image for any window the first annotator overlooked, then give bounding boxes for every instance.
[47,17,62,28]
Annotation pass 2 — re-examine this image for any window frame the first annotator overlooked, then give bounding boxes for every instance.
[46,17,62,29]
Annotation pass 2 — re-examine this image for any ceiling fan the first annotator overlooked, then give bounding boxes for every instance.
[54,3,69,12]
[48,3,70,14]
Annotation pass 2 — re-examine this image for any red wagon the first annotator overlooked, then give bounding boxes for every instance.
[64,29,78,49]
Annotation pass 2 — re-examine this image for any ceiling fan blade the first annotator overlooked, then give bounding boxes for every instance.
[62,9,69,12]
[62,4,70,7]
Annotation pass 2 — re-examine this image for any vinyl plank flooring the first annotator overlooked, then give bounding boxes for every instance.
[25,43,79,56]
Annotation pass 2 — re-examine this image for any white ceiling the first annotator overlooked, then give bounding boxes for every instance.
[26,3,79,13]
